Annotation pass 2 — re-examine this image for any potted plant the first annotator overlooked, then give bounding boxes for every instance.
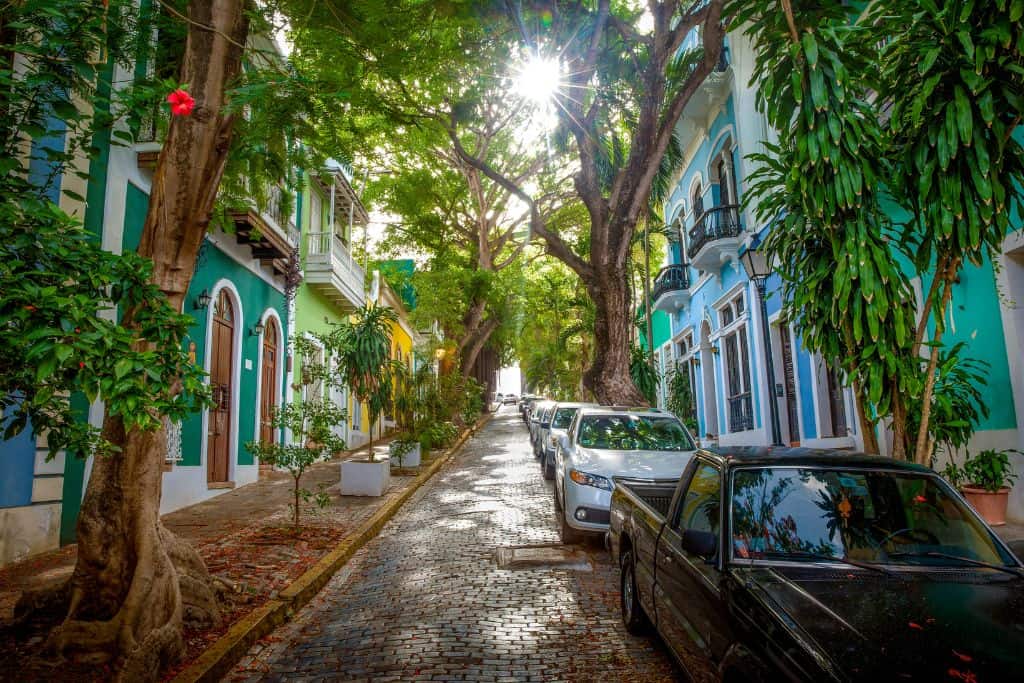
[959,449,1019,526]
[323,303,399,496]
[389,434,421,469]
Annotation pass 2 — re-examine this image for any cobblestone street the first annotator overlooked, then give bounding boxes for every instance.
[229,409,680,682]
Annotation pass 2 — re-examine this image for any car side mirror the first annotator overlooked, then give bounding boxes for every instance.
[558,435,570,451]
[681,529,717,561]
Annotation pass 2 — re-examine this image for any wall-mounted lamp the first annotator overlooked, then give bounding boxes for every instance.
[690,356,700,367]
[250,321,266,337]
[194,289,211,310]
[710,344,720,355]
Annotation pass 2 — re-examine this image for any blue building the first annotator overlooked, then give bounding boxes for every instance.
[649,28,1024,523]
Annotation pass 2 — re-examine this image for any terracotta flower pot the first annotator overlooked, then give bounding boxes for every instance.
[961,486,1011,526]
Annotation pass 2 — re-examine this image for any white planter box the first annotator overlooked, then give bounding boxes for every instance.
[340,459,390,497]
[390,443,421,468]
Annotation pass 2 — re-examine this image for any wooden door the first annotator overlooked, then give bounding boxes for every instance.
[259,318,278,444]
[208,290,234,483]
[780,324,800,446]
[826,367,848,438]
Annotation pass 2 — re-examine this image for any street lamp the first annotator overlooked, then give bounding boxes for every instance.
[193,289,211,310]
[739,239,784,447]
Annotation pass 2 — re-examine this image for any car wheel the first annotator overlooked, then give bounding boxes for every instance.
[542,454,555,481]
[559,493,584,545]
[620,549,649,635]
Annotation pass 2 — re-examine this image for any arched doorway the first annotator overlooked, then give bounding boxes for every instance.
[208,289,234,484]
[699,320,719,440]
[259,316,280,445]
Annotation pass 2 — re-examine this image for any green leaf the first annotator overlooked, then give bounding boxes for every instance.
[801,32,819,67]
[957,30,975,58]
[114,358,133,379]
[54,344,72,363]
[953,86,973,144]
[918,47,941,76]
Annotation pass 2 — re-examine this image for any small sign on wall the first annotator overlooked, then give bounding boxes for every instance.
[244,358,253,370]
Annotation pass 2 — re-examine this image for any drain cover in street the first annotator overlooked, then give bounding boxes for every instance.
[495,543,593,571]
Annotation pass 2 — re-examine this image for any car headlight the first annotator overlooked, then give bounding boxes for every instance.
[569,469,612,491]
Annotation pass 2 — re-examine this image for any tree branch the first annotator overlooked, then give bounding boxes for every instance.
[445,121,593,280]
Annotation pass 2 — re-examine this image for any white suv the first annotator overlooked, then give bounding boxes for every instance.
[553,407,696,544]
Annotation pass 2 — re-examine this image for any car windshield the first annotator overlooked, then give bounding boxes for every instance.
[730,467,1015,567]
[576,415,694,451]
[552,407,578,429]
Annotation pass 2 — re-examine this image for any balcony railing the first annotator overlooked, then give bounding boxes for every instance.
[305,230,367,308]
[728,393,754,433]
[264,183,293,238]
[651,264,690,302]
[688,204,742,259]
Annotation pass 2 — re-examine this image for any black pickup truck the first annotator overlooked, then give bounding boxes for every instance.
[608,447,1024,682]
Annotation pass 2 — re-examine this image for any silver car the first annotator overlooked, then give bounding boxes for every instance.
[528,400,555,454]
[532,403,559,458]
[553,407,696,544]
[540,402,596,481]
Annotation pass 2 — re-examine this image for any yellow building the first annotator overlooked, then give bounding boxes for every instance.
[351,271,419,442]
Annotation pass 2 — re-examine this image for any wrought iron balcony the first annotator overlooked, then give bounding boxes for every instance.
[687,204,743,273]
[651,264,691,313]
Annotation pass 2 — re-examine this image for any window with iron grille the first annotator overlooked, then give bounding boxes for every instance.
[724,326,753,433]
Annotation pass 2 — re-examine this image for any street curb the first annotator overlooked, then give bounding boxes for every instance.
[169,414,491,683]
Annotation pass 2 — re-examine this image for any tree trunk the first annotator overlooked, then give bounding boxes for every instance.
[48,2,248,678]
[584,269,646,405]
[854,381,880,455]
[460,317,499,380]
[913,259,960,466]
[456,296,487,355]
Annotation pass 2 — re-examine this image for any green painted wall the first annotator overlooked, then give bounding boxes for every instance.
[652,309,671,348]
[123,183,148,252]
[638,307,672,351]
[940,256,1017,431]
[881,198,1018,433]
[59,394,90,545]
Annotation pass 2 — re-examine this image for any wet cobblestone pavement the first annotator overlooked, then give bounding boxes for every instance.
[229,409,681,682]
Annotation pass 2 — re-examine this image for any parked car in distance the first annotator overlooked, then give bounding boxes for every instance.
[609,447,1024,682]
[540,402,596,481]
[529,400,555,453]
[553,406,696,544]
[532,403,558,458]
[520,395,541,422]
[503,393,518,405]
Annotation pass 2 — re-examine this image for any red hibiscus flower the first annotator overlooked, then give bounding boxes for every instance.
[167,89,195,116]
